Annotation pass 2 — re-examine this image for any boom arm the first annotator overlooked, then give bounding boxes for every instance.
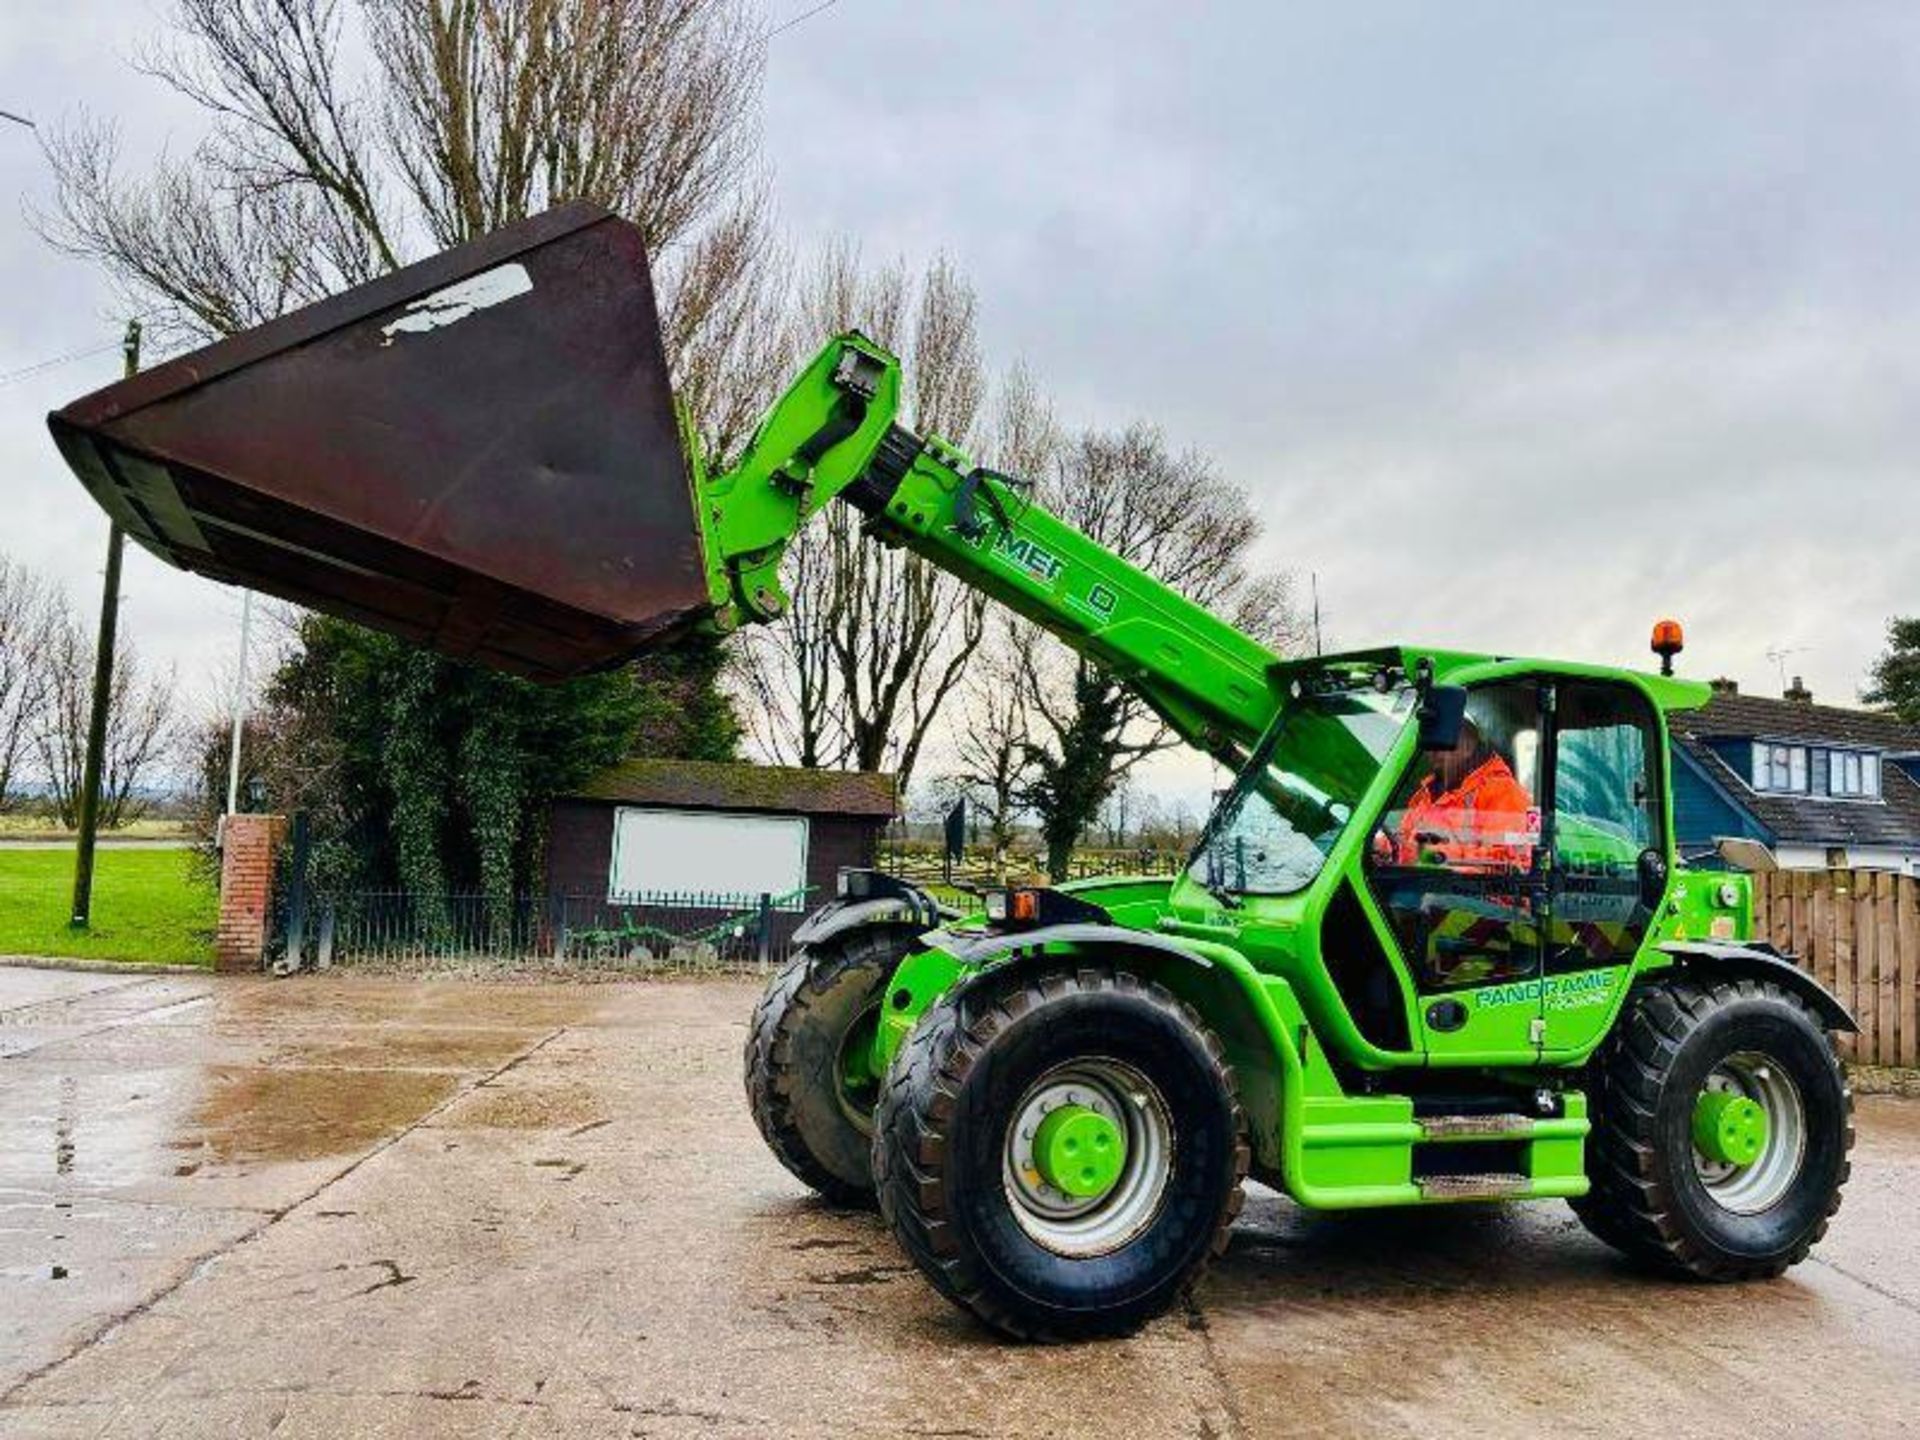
[694,335,1284,762]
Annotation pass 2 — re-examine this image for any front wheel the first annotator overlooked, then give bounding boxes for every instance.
[1572,977,1853,1279]
[745,927,917,1206]
[873,968,1248,1342]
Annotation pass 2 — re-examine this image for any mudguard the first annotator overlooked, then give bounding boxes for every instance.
[927,921,1212,972]
[1657,940,1858,1033]
[790,873,943,950]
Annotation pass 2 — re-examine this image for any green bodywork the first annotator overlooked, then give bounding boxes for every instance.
[700,334,1765,1212]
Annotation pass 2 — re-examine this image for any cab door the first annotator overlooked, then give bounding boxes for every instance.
[1364,679,1549,1060]
[1538,679,1666,1054]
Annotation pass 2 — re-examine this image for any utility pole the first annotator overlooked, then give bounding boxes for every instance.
[70,319,140,929]
[224,590,255,817]
[1310,572,1323,657]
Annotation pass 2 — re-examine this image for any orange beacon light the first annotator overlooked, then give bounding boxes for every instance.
[1651,619,1685,676]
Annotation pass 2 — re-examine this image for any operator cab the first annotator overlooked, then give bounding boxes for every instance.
[1178,649,1676,1063]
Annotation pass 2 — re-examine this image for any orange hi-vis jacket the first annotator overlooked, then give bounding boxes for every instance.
[1394,755,1537,872]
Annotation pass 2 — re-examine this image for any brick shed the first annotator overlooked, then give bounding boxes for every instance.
[544,759,898,920]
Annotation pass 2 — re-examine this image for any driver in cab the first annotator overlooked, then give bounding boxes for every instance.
[1383,719,1537,873]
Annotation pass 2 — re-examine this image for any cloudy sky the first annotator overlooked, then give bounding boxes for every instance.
[2,3,1916,805]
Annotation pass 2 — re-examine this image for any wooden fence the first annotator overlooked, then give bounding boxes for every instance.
[1752,869,1920,1067]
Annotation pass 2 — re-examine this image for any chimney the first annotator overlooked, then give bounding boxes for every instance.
[1709,676,1739,695]
[1785,675,1813,704]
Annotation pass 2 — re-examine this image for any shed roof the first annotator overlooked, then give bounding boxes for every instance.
[566,758,898,819]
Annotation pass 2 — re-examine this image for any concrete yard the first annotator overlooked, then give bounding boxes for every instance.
[2,964,1916,1438]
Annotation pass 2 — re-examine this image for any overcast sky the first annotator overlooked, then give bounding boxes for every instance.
[2,3,1915,805]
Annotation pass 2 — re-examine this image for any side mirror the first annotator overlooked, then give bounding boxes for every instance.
[1637,847,1670,909]
[1715,836,1778,873]
[1417,685,1469,751]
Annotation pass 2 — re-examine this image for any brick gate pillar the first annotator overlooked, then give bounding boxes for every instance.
[215,813,287,974]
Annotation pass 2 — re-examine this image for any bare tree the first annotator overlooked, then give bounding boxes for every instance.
[735,244,998,789]
[943,618,1038,867]
[33,0,788,451]
[1097,773,1139,848]
[34,611,179,831]
[0,559,62,812]
[1016,424,1305,878]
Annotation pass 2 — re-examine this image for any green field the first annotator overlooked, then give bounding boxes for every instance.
[0,814,192,842]
[0,848,215,966]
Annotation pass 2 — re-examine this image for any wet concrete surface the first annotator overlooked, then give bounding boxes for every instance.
[1,966,1915,1438]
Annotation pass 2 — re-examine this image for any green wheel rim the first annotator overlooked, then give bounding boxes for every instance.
[1032,1104,1127,1199]
[1690,1050,1806,1214]
[1692,1089,1768,1168]
[833,1002,883,1136]
[1002,1058,1174,1258]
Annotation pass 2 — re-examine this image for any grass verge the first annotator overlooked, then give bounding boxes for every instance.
[0,848,215,966]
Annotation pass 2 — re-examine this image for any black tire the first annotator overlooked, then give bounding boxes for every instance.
[1572,977,1853,1279]
[873,967,1248,1342]
[745,927,917,1207]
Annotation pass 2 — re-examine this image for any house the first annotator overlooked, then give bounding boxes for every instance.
[1669,677,1920,875]
[544,758,898,920]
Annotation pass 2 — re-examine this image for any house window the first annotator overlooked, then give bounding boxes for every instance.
[1827,750,1881,799]
[1753,742,1807,793]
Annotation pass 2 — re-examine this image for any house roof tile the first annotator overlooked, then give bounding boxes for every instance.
[1670,693,1920,850]
[1675,691,1920,752]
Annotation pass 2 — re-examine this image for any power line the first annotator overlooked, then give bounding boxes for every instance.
[0,310,168,389]
[0,338,127,388]
[768,0,839,39]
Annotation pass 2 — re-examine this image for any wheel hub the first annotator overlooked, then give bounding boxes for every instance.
[1690,1051,1807,1214]
[1692,1090,1768,1168]
[1033,1104,1126,1198]
[1003,1059,1173,1258]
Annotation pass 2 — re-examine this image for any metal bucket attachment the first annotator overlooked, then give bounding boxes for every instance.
[49,203,709,681]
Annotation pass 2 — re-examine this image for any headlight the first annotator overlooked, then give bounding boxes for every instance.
[1716,882,1741,908]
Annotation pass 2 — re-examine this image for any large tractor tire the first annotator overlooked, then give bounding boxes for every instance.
[1572,977,1853,1279]
[874,967,1248,1342]
[745,928,917,1207]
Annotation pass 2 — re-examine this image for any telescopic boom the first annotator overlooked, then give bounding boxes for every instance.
[693,334,1284,764]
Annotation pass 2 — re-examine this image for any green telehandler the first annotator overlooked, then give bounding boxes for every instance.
[51,204,1853,1342]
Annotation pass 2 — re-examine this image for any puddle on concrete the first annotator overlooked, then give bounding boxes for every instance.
[439,1080,605,1131]
[183,1065,460,1164]
[218,979,597,1031]
[262,1028,534,1074]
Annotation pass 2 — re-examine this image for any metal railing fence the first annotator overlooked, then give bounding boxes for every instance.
[274,887,809,975]
[876,841,1189,891]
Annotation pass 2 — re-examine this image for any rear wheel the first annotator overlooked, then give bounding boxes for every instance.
[745,927,916,1207]
[1572,977,1852,1279]
[873,967,1247,1341]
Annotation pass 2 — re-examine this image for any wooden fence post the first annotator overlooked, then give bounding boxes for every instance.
[1870,871,1896,1065]
[1833,871,1857,1061]
[1809,872,1832,999]
[1898,873,1918,1069]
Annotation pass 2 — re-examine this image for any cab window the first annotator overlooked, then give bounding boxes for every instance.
[1546,681,1663,973]
[1366,681,1544,991]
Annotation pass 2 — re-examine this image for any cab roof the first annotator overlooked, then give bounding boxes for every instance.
[1273,645,1712,713]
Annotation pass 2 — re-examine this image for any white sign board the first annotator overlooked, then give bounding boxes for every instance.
[609,807,809,909]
